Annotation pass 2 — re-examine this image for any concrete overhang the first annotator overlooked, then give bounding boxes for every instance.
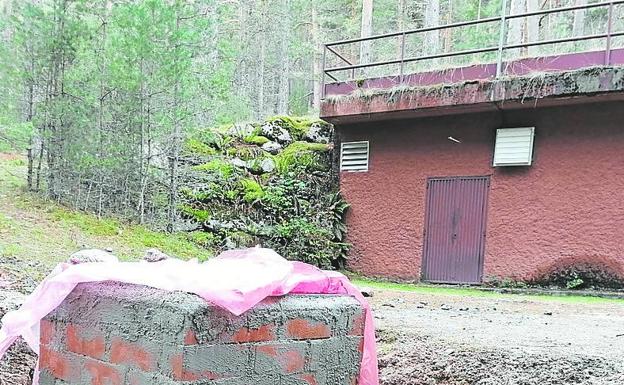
[320,66,624,124]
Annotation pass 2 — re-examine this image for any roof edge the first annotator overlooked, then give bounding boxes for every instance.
[320,66,624,124]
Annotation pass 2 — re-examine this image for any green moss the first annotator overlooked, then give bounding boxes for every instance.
[184,138,217,156]
[179,205,210,222]
[185,190,211,201]
[244,135,270,146]
[266,116,328,140]
[249,123,262,136]
[281,141,331,156]
[272,141,331,174]
[225,190,238,200]
[193,159,236,177]
[225,145,261,160]
[239,178,264,203]
[187,231,218,248]
[179,187,194,198]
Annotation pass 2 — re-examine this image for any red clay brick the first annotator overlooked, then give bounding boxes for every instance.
[40,320,55,346]
[283,350,305,374]
[300,373,319,385]
[66,324,105,360]
[232,324,275,343]
[184,329,198,345]
[170,354,190,381]
[85,359,123,385]
[110,337,155,372]
[349,312,365,336]
[257,344,278,357]
[257,343,307,374]
[286,319,331,340]
[39,346,71,381]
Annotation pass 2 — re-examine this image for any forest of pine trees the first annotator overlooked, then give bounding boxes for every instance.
[0,0,620,232]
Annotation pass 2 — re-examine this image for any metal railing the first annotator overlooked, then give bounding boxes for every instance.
[322,0,624,97]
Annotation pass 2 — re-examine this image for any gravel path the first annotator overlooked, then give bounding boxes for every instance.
[371,289,624,385]
[1,256,623,385]
[0,257,38,385]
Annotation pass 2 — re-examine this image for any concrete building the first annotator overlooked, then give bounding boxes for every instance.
[320,16,624,285]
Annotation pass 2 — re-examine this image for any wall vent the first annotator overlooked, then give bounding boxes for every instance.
[493,127,535,167]
[340,141,369,172]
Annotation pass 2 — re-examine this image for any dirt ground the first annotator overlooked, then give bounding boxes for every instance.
[371,289,624,385]
[0,257,37,385]
[1,256,623,385]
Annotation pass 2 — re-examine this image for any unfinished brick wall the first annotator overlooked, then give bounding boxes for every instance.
[39,282,364,385]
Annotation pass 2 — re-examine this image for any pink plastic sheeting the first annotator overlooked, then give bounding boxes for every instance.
[0,248,379,385]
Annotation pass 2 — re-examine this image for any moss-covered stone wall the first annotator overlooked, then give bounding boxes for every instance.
[179,116,348,268]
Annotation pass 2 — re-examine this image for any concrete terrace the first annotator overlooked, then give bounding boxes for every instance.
[320,1,624,123]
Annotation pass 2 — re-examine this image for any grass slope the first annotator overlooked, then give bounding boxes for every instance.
[0,153,212,279]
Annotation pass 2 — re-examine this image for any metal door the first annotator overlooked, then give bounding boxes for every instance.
[422,176,489,284]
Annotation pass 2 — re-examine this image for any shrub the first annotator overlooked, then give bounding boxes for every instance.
[532,259,624,290]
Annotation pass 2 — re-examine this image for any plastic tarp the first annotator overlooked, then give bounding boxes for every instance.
[0,248,379,385]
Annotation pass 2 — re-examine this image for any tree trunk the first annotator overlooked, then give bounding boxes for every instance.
[572,0,587,38]
[168,8,183,233]
[277,0,290,115]
[35,131,44,191]
[526,0,539,56]
[257,2,266,119]
[396,0,405,57]
[443,0,453,56]
[25,55,35,191]
[311,4,322,110]
[26,144,33,190]
[359,0,373,68]
[424,0,440,56]
[507,0,526,57]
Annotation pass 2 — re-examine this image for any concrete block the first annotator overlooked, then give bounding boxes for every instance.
[39,282,364,385]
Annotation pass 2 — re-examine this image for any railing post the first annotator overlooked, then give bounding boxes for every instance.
[605,1,614,65]
[321,44,327,99]
[496,0,509,77]
[399,32,406,84]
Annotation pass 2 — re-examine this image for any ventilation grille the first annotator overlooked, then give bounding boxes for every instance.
[340,141,369,172]
[493,127,535,166]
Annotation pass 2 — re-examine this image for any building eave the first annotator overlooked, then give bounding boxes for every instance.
[320,66,624,124]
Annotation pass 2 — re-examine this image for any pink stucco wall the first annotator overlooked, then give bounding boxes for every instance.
[338,101,624,282]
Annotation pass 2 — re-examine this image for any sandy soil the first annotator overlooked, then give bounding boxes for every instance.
[371,289,624,385]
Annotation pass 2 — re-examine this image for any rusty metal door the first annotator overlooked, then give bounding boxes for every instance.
[422,176,489,284]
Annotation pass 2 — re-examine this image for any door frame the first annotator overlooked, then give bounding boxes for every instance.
[420,175,491,284]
